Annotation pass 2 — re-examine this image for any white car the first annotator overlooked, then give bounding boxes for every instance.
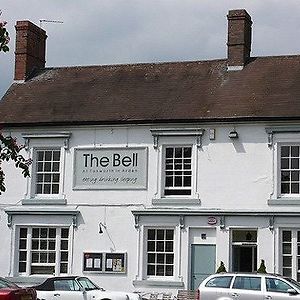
[198,272,300,300]
[34,276,141,300]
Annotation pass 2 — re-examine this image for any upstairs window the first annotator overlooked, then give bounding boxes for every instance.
[280,146,300,196]
[164,146,192,196]
[35,149,61,195]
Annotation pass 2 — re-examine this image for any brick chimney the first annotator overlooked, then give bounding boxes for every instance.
[227,9,252,71]
[14,20,47,81]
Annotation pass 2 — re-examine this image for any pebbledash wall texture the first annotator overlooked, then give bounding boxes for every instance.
[1,8,300,295]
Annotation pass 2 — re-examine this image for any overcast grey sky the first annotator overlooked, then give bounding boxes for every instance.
[1,0,300,99]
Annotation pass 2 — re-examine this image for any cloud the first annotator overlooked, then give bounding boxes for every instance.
[1,0,300,98]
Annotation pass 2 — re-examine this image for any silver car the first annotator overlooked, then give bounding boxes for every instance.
[198,273,300,300]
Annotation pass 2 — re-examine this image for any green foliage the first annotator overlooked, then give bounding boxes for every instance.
[216,261,227,273]
[0,11,10,52]
[0,133,32,194]
[257,259,267,273]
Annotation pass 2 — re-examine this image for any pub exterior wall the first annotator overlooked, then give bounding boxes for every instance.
[0,122,296,293]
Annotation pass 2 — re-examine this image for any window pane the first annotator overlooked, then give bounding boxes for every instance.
[292,146,299,157]
[20,228,27,238]
[283,256,292,267]
[166,148,173,158]
[147,265,155,275]
[281,158,289,169]
[283,231,292,242]
[148,229,155,240]
[281,183,290,194]
[157,230,164,240]
[61,228,69,239]
[19,262,26,273]
[291,183,299,193]
[19,240,27,249]
[147,241,155,252]
[281,146,290,157]
[148,254,155,263]
[291,159,299,169]
[206,276,233,288]
[283,244,291,254]
[233,276,261,291]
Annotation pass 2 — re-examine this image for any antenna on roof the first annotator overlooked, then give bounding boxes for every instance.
[39,19,63,28]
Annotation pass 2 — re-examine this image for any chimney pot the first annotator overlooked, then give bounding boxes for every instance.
[227,9,252,70]
[14,20,47,81]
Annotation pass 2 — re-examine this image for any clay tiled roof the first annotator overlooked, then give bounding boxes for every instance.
[1,55,300,127]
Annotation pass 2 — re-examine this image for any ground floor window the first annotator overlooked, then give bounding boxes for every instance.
[281,229,300,280]
[18,227,70,275]
[146,228,174,277]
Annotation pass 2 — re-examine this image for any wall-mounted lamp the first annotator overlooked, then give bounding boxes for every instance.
[99,222,107,234]
[229,130,239,139]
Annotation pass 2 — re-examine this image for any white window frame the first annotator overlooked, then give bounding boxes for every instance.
[21,132,70,203]
[151,128,202,204]
[162,145,193,197]
[157,142,198,201]
[277,144,300,198]
[16,225,71,276]
[142,224,180,281]
[279,228,300,281]
[266,128,300,203]
[145,227,175,278]
[32,148,63,198]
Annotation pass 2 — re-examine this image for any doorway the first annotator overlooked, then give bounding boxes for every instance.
[231,229,257,272]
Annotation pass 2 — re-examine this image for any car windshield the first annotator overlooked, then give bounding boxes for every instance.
[77,277,101,291]
[0,278,18,289]
[284,277,300,290]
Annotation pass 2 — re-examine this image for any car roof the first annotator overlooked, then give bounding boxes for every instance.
[210,272,283,277]
[34,276,87,290]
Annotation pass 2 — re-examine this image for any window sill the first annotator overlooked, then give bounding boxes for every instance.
[152,198,200,206]
[22,198,67,205]
[133,279,184,288]
[268,198,300,205]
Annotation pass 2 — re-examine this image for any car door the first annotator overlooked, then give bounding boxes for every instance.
[264,277,300,300]
[230,276,263,300]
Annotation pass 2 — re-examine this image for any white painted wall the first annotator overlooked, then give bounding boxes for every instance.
[0,122,297,294]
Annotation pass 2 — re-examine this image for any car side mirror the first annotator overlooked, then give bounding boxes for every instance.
[287,289,298,295]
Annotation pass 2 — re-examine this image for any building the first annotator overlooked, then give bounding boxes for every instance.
[1,9,300,294]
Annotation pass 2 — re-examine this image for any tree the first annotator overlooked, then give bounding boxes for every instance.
[0,13,31,194]
[0,11,10,52]
[257,259,267,273]
[216,261,227,273]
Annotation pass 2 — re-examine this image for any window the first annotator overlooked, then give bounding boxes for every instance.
[266,278,293,293]
[280,146,300,196]
[18,227,70,275]
[164,146,192,196]
[146,228,174,277]
[232,276,261,291]
[281,229,300,281]
[54,279,81,291]
[205,276,233,288]
[35,149,61,195]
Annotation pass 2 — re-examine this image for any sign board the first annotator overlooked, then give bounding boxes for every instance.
[83,252,126,273]
[207,216,217,225]
[73,147,148,190]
